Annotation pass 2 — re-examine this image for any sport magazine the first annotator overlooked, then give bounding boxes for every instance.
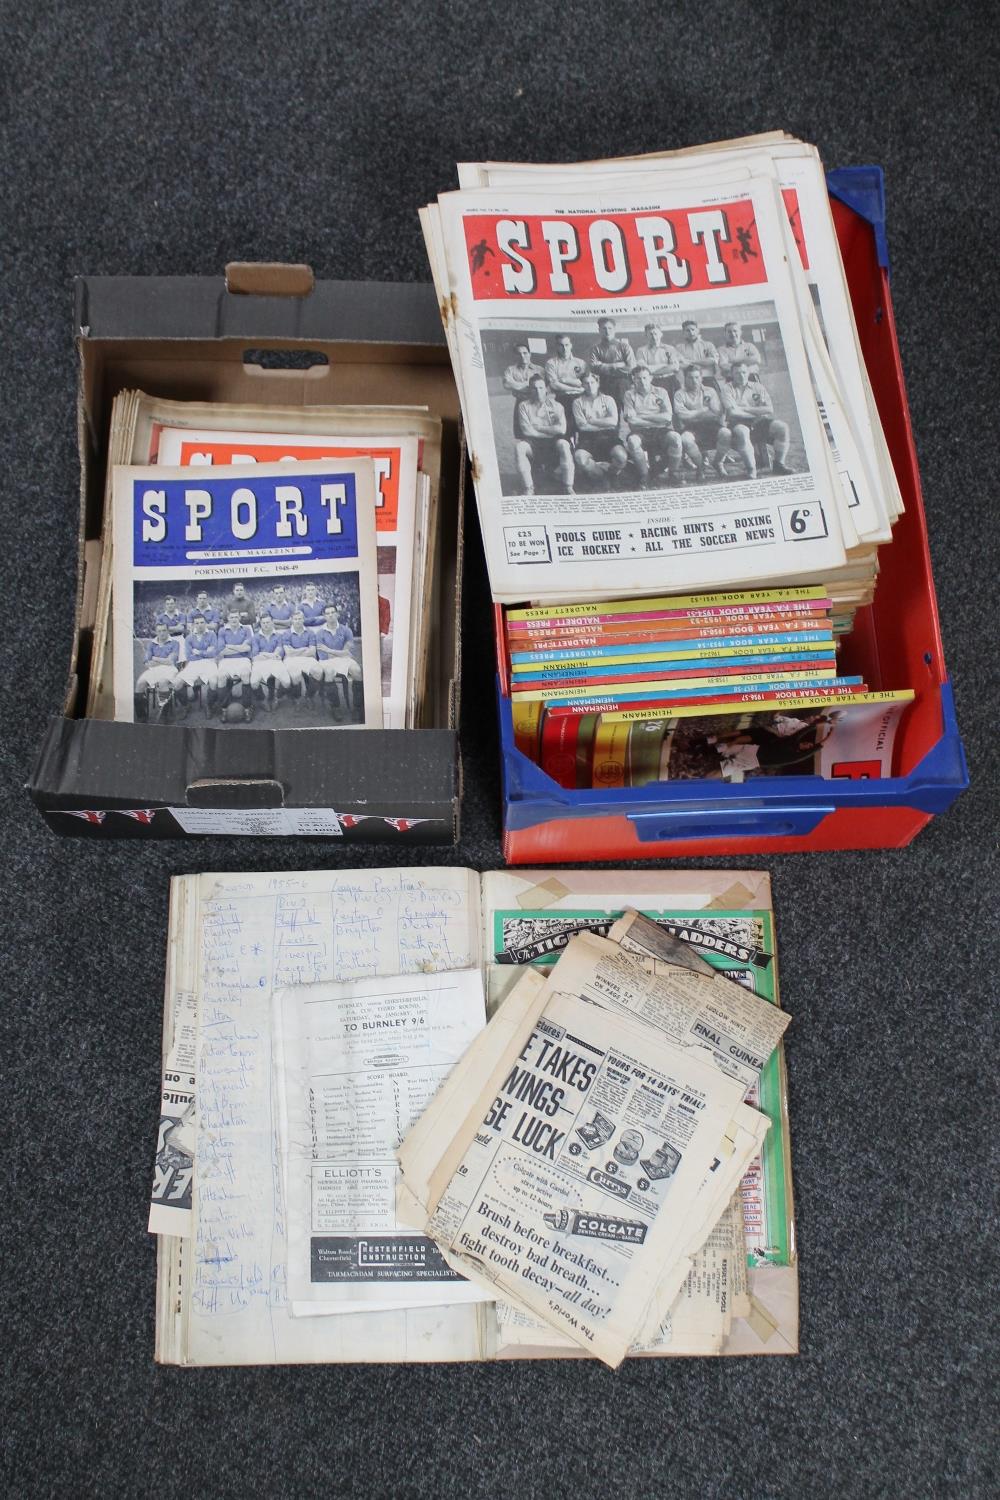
[112,459,382,728]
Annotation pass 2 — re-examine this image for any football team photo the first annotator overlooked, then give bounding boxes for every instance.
[479,305,807,499]
[131,572,367,728]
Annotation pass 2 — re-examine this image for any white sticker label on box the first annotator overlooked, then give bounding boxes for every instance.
[168,807,343,836]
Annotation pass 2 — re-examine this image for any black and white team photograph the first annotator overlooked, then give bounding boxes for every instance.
[480,305,807,498]
[130,572,368,728]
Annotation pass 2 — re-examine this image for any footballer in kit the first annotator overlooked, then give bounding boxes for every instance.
[673,365,731,478]
[281,608,325,698]
[514,374,575,495]
[622,365,683,486]
[588,317,637,404]
[571,371,628,490]
[266,584,295,629]
[716,320,763,378]
[636,323,682,387]
[155,596,187,638]
[720,360,793,477]
[314,604,365,721]
[215,609,255,708]
[544,335,587,434]
[134,624,180,720]
[298,583,327,627]
[675,319,719,375]
[249,611,291,708]
[178,613,219,714]
[186,590,220,632]
[503,343,544,398]
[223,581,257,628]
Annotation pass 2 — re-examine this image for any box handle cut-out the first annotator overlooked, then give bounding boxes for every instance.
[186,777,286,809]
[242,347,330,374]
[225,262,315,296]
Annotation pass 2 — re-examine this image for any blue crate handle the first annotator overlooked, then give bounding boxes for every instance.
[826,166,890,272]
[499,681,968,833]
[627,803,836,843]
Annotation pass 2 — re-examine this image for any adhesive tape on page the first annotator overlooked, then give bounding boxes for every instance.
[708,880,759,910]
[515,876,571,910]
[745,1294,780,1343]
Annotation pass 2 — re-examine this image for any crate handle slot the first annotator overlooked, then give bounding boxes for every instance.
[626,804,835,843]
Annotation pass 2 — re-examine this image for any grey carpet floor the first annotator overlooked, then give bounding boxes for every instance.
[1,2,997,1496]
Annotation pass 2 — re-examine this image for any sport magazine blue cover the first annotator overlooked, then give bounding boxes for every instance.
[112,461,382,729]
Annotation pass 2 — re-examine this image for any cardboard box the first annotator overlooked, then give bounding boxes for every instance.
[492,171,969,862]
[28,267,466,841]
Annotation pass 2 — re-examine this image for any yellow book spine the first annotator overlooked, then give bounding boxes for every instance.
[594,690,915,724]
[508,587,828,621]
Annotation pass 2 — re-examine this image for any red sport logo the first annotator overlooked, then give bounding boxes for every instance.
[464,200,767,301]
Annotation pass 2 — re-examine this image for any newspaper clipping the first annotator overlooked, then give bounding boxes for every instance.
[405,933,772,1366]
[422,980,747,1365]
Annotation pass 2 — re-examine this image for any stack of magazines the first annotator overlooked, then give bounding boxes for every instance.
[505,586,914,786]
[87,394,442,729]
[421,132,904,639]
